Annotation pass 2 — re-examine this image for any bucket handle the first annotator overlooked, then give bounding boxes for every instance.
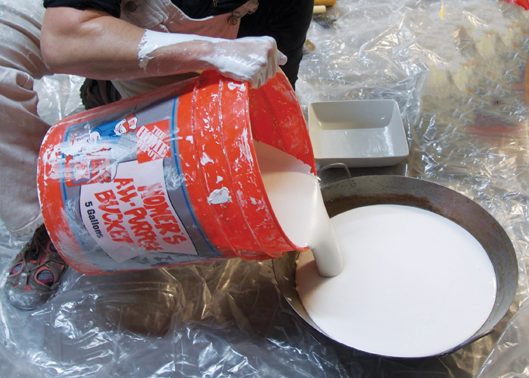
[318,162,353,179]
[317,162,358,190]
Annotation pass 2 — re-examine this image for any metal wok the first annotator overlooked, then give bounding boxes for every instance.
[272,175,518,357]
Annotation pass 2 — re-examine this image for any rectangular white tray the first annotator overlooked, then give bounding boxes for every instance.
[308,99,409,167]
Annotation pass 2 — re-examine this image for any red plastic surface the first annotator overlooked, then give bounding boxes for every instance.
[38,71,315,273]
[504,0,529,10]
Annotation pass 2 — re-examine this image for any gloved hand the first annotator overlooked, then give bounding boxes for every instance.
[137,30,287,87]
[206,36,288,88]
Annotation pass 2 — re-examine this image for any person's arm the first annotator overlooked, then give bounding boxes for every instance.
[41,7,286,87]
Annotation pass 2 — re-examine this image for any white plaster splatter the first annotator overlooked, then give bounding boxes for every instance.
[238,128,253,164]
[216,176,224,183]
[137,30,221,70]
[200,152,214,166]
[227,82,245,91]
[207,187,232,205]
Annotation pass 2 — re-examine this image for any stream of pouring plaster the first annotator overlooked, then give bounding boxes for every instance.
[254,141,497,357]
[254,142,343,277]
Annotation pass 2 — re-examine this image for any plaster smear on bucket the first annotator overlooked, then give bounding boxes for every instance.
[207,187,232,205]
[254,142,343,277]
[296,204,497,357]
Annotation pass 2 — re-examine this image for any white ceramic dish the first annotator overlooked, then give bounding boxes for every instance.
[308,100,409,167]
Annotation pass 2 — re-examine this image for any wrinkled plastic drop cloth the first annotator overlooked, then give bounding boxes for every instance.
[1,0,529,377]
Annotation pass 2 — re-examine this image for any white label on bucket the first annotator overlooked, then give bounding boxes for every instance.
[80,159,197,262]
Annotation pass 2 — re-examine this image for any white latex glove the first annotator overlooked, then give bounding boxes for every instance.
[205,36,288,88]
[137,30,287,87]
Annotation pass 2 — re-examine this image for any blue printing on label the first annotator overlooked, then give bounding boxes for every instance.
[57,95,220,271]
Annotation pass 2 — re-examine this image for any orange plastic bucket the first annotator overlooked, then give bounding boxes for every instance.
[37,71,316,274]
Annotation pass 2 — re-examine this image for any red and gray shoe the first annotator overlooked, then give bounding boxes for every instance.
[4,225,66,310]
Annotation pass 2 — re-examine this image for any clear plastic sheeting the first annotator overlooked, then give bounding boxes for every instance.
[478,300,529,378]
[34,75,85,126]
[0,1,528,377]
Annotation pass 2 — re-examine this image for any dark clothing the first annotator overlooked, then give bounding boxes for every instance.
[43,0,122,17]
[43,0,250,18]
[238,0,313,88]
[43,0,314,87]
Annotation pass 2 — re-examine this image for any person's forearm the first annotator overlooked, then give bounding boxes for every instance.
[41,8,286,87]
[41,8,213,80]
